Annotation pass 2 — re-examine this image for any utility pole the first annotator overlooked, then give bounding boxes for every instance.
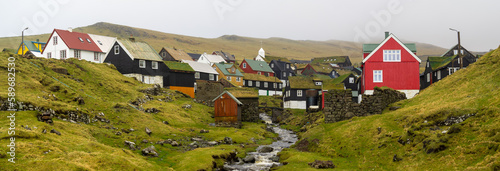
[449,28,462,69]
[21,27,29,57]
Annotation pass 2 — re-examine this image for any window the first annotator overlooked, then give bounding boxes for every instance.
[243,63,246,68]
[286,90,290,97]
[283,72,287,77]
[437,71,441,80]
[297,90,303,97]
[271,63,274,68]
[286,64,290,69]
[227,76,231,81]
[264,82,268,88]
[97,40,103,45]
[315,81,322,86]
[86,38,91,43]
[257,71,261,75]
[78,37,83,42]
[139,60,146,68]
[74,50,81,59]
[383,50,401,62]
[114,45,120,55]
[162,52,166,57]
[453,50,458,55]
[427,73,430,82]
[279,84,282,89]
[448,67,459,75]
[427,62,429,68]
[256,81,260,87]
[231,67,235,73]
[248,80,252,86]
[60,50,66,59]
[53,36,58,45]
[289,72,292,77]
[273,83,277,88]
[373,70,383,82]
[457,58,461,64]
[47,52,52,59]
[236,77,241,82]
[209,74,214,81]
[94,52,100,61]
[349,77,354,83]
[152,61,158,69]
[287,80,289,87]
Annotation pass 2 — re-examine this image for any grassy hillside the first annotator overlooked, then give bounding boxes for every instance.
[0,22,448,64]
[0,52,276,170]
[278,46,500,170]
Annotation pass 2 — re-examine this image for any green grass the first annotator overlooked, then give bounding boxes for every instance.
[278,46,500,170]
[0,52,277,170]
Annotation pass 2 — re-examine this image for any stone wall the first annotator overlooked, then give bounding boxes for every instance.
[324,87,406,123]
[194,80,224,106]
[239,98,259,122]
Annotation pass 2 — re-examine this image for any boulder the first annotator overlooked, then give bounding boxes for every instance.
[142,139,149,143]
[124,140,136,150]
[42,129,47,134]
[224,137,233,144]
[115,131,122,136]
[171,141,180,146]
[142,146,159,157]
[145,127,152,136]
[207,141,218,146]
[308,160,335,169]
[258,146,274,153]
[191,137,203,142]
[270,156,280,162]
[200,129,209,133]
[50,129,61,136]
[182,104,192,109]
[163,121,169,125]
[242,155,255,163]
[393,154,402,162]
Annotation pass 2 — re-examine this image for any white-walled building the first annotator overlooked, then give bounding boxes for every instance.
[254,48,266,61]
[42,29,105,63]
[197,52,226,66]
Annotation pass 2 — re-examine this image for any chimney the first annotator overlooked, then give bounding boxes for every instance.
[129,34,135,42]
[68,27,72,32]
[385,31,389,38]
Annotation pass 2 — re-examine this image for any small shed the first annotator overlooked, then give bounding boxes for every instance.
[212,91,242,127]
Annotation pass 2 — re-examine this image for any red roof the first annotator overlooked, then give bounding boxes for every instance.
[53,29,102,52]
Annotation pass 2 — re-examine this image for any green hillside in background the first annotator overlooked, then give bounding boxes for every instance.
[0,22,448,64]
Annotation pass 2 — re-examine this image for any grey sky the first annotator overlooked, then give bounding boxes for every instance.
[2,0,499,51]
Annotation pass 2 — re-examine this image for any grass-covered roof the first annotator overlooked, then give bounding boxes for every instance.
[164,61,194,72]
[243,73,281,83]
[225,87,259,98]
[428,55,457,70]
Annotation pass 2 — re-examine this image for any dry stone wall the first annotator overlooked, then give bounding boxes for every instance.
[324,88,406,123]
[239,98,259,122]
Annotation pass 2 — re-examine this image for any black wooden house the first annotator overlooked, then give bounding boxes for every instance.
[283,76,322,109]
[269,59,295,84]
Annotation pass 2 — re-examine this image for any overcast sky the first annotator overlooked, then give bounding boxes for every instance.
[2,0,499,51]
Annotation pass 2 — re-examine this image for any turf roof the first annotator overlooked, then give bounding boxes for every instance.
[288,76,322,89]
[243,73,281,83]
[428,55,457,70]
[164,61,194,72]
[311,56,347,64]
[225,87,259,98]
[264,56,291,63]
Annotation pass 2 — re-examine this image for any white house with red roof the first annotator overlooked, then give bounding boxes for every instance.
[361,32,421,99]
[42,29,106,63]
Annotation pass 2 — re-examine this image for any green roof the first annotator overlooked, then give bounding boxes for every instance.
[288,76,322,89]
[331,74,351,84]
[311,56,347,64]
[264,56,291,63]
[225,87,258,98]
[119,39,162,61]
[363,43,417,53]
[215,63,244,77]
[244,59,274,73]
[310,63,334,73]
[428,55,456,70]
[21,41,44,52]
[164,61,194,72]
[243,73,281,83]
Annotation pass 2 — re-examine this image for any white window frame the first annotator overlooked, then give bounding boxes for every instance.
[286,64,290,69]
[264,82,268,88]
[94,52,100,61]
[256,81,260,87]
[273,83,277,88]
[297,90,303,97]
[279,83,282,89]
[60,50,66,59]
[47,52,52,59]
[287,80,289,87]
[257,71,261,75]
[236,77,241,82]
[53,36,58,45]
[209,74,214,81]
[383,50,401,62]
[248,80,253,86]
[373,70,383,83]
[427,73,430,82]
[271,63,274,68]
[227,76,231,81]
[243,63,246,68]
[286,90,290,97]
[194,72,200,79]
[315,81,322,86]
[289,72,292,77]
[283,72,287,78]
[437,71,441,80]
[139,60,146,68]
[152,61,158,70]
[114,45,120,55]
[349,77,354,83]
[457,58,461,64]
[427,62,429,68]
[74,50,81,59]
[448,67,459,75]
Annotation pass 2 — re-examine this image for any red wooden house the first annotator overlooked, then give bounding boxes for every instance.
[213,91,242,127]
[239,59,275,76]
[361,32,421,99]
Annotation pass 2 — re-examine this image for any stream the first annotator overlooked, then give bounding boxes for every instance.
[224,113,298,171]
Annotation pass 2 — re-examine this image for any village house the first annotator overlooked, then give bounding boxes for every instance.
[17,39,46,57]
[361,32,420,98]
[163,61,196,98]
[159,47,193,62]
[269,59,295,84]
[213,51,236,63]
[214,63,244,87]
[213,88,259,127]
[334,73,359,102]
[239,59,275,76]
[197,52,226,66]
[42,29,106,63]
[88,34,117,63]
[182,60,219,82]
[283,76,322,109]
[311,56,353,68]
[420,44,478,90]
[243,73,282,96]
[104,38,164,86]
[301,63,338,78]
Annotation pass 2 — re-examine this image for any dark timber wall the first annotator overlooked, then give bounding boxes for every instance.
[324,88,406,123]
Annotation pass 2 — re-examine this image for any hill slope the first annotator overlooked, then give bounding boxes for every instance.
[0,52,276,170]
[0,22,447,64]
[278,46,500,170]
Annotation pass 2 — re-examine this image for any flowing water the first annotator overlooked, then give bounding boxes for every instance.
[224,113,298,171]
